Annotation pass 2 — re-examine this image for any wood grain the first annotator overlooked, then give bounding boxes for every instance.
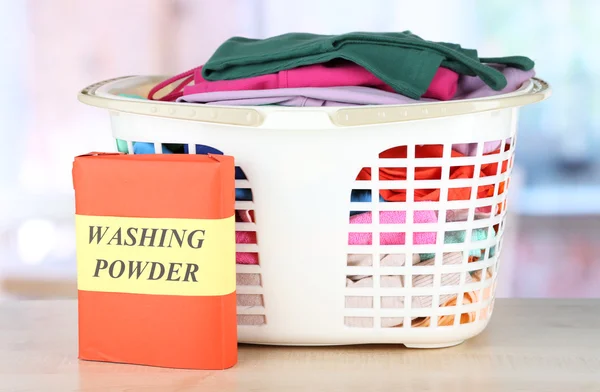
[0,299,599,391]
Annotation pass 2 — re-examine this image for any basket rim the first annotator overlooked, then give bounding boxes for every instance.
[78,75,551,128]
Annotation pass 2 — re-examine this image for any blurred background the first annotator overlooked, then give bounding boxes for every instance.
[0,0,598,299]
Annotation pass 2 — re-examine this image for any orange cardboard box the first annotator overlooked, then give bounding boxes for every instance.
[72,152,237,369]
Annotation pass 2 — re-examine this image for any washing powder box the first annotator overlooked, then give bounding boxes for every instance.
[72,152,237,369]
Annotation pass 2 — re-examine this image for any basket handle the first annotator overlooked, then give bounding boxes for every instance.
[331,78,551,126]
[78,76,265,127]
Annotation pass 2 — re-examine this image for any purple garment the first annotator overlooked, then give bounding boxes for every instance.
[450,66,533,156]
[177,86,428,107]
[454,64,535,99]
[450,65,532,155]
[452,141,502,156]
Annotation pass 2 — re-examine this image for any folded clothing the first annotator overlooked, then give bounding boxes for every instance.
[178,86,437,107]
[202,31,534,99]
[177,65,533,108]
[181,62,458,100]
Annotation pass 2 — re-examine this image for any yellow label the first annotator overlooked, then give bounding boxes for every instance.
[75,214,235,296]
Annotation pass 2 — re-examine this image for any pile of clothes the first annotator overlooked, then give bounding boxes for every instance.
[343,144,505,328]
[148,31,535,106]
[344,252,494,328]
[133,31,532,327]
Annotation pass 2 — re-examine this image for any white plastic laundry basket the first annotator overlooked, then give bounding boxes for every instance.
[79,76,550,348]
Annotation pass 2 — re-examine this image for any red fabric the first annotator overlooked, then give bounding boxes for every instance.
[357,145,508,202]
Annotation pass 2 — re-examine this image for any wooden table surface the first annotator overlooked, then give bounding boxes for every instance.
[1,299,599,392]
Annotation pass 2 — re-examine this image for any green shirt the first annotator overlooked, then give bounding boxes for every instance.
[203,31,534,99]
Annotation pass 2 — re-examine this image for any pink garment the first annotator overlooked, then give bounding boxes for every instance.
[182,63,459,101]
[236,229,259,265]
[348,210,437,245]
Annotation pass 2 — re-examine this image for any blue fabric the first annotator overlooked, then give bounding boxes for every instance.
[235,189,253,201]
[351,189,386,203]
[184,144,223,155]
[132,142,174,154]
[349,189,386,216]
